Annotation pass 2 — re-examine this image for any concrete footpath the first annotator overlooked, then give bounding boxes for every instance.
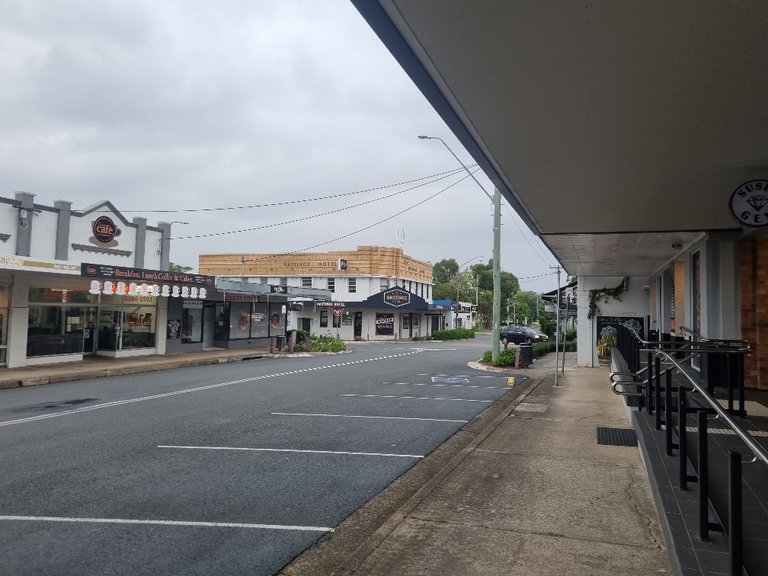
[284,355,673,576]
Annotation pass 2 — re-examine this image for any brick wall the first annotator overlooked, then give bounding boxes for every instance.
[740,237,768,390]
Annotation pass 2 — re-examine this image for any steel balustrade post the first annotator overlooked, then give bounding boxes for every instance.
[698,410,710,541]
[727,353,734,414]
[729,451,743,576]
[679,384,688,490]
[655,357,662,430]
[737,353,745,417]
[665,369,674,456]
[646,352,654,414]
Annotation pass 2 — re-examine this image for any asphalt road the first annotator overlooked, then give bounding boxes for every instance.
[0,337,520,576]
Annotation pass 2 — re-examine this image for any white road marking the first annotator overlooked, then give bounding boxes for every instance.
[0,515,333,532]
[158,445,424,459]
[390,382,503,390]
[341,393,493,404]
[0,350,424,428]
[271,412,468,423]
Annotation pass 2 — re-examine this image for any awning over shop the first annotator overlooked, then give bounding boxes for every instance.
[338,287,431,311]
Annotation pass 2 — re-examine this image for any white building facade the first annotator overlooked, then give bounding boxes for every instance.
[200,246,443,341]
[0,193,197,368]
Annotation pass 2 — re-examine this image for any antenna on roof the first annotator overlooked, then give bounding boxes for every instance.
[396,227,405,249]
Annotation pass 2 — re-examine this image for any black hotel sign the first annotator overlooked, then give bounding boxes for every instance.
[383,288,410,308]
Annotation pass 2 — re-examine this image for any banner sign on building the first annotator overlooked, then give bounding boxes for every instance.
[315,301,346,308]
[81,263,215,286]
[82,263,214,300]
[0,255,80,275]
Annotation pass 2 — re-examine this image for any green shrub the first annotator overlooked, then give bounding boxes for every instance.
[532,340,577,356]
[494,349,517,366]
[565,328,577,341]
[309,335,347,352]
[431,328,476,341]
[481,349,517,367]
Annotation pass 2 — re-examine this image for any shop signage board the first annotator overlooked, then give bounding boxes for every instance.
[81,263,215,286]
[82,263,214,299]
[0,255,80,274]
[383,288,411,308]
[730,179,768,227]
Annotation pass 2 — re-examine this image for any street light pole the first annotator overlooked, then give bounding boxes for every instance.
[419,135,501,361]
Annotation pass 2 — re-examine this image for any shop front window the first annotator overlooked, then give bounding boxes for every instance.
[229,302,252,339]
[182,302,203,344]
[122,306,156,348]
[320,310,328,327]
[27,306,86,357]
[376,313,394,335]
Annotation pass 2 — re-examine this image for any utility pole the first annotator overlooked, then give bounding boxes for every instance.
[418,135,501,361]
[492,187,501,361]
[553,265,562,386]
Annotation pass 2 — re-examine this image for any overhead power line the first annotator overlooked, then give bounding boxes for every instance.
[100,166,474,214]
[172,167,474,241]
[216,172,472,264]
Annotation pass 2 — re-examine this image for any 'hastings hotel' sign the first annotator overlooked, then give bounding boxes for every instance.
[383,288,411,308]
[82,263,215,299]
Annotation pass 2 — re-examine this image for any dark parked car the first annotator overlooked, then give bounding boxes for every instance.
[499,325,533,345]
[523,327,548,343]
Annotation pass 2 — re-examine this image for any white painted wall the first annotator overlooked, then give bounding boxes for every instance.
[576,276,650,367]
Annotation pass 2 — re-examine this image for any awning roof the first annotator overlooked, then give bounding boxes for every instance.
[352,1,768,276]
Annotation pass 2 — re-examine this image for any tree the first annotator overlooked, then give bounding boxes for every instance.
[169,262,194,273]
[432,258,459,284]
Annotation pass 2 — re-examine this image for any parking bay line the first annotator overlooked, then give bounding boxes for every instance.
[158,445,424,459]
[271,412,468,423]
[0,515,333,533]
[341,393,494,404]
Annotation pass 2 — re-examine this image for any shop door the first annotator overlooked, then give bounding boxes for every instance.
[97,310,121,351]
[353,312,362,338]
[83,307,98,354]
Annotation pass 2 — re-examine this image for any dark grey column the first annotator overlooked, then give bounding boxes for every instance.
[54,200,72,261]
[15,192,35,257]
[158,221,171,271]
[133,217,147,269]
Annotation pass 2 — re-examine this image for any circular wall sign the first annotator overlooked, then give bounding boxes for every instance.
[730,180,768,227]
[92,216,119,243]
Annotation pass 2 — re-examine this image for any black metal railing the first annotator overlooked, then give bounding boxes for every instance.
[611,324,765,576]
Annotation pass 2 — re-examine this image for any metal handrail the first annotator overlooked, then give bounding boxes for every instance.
[679,326,751,349]
[621,322,763,464]
[624,323,750,353]
[648,348,768,468]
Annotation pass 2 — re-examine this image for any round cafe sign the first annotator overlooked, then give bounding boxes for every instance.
[730,180,768,227]
[92,216,119,243]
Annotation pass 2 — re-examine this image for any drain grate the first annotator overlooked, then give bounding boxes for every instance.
[596,427,638,446]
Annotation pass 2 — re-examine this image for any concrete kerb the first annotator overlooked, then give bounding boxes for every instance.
[312,371,553,576]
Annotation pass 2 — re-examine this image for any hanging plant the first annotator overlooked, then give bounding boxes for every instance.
[587,277,629,319]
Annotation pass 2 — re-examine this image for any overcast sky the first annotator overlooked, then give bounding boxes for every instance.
[0,0,560,293]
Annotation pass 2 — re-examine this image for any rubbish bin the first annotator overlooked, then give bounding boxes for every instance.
[518,343,533,368]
